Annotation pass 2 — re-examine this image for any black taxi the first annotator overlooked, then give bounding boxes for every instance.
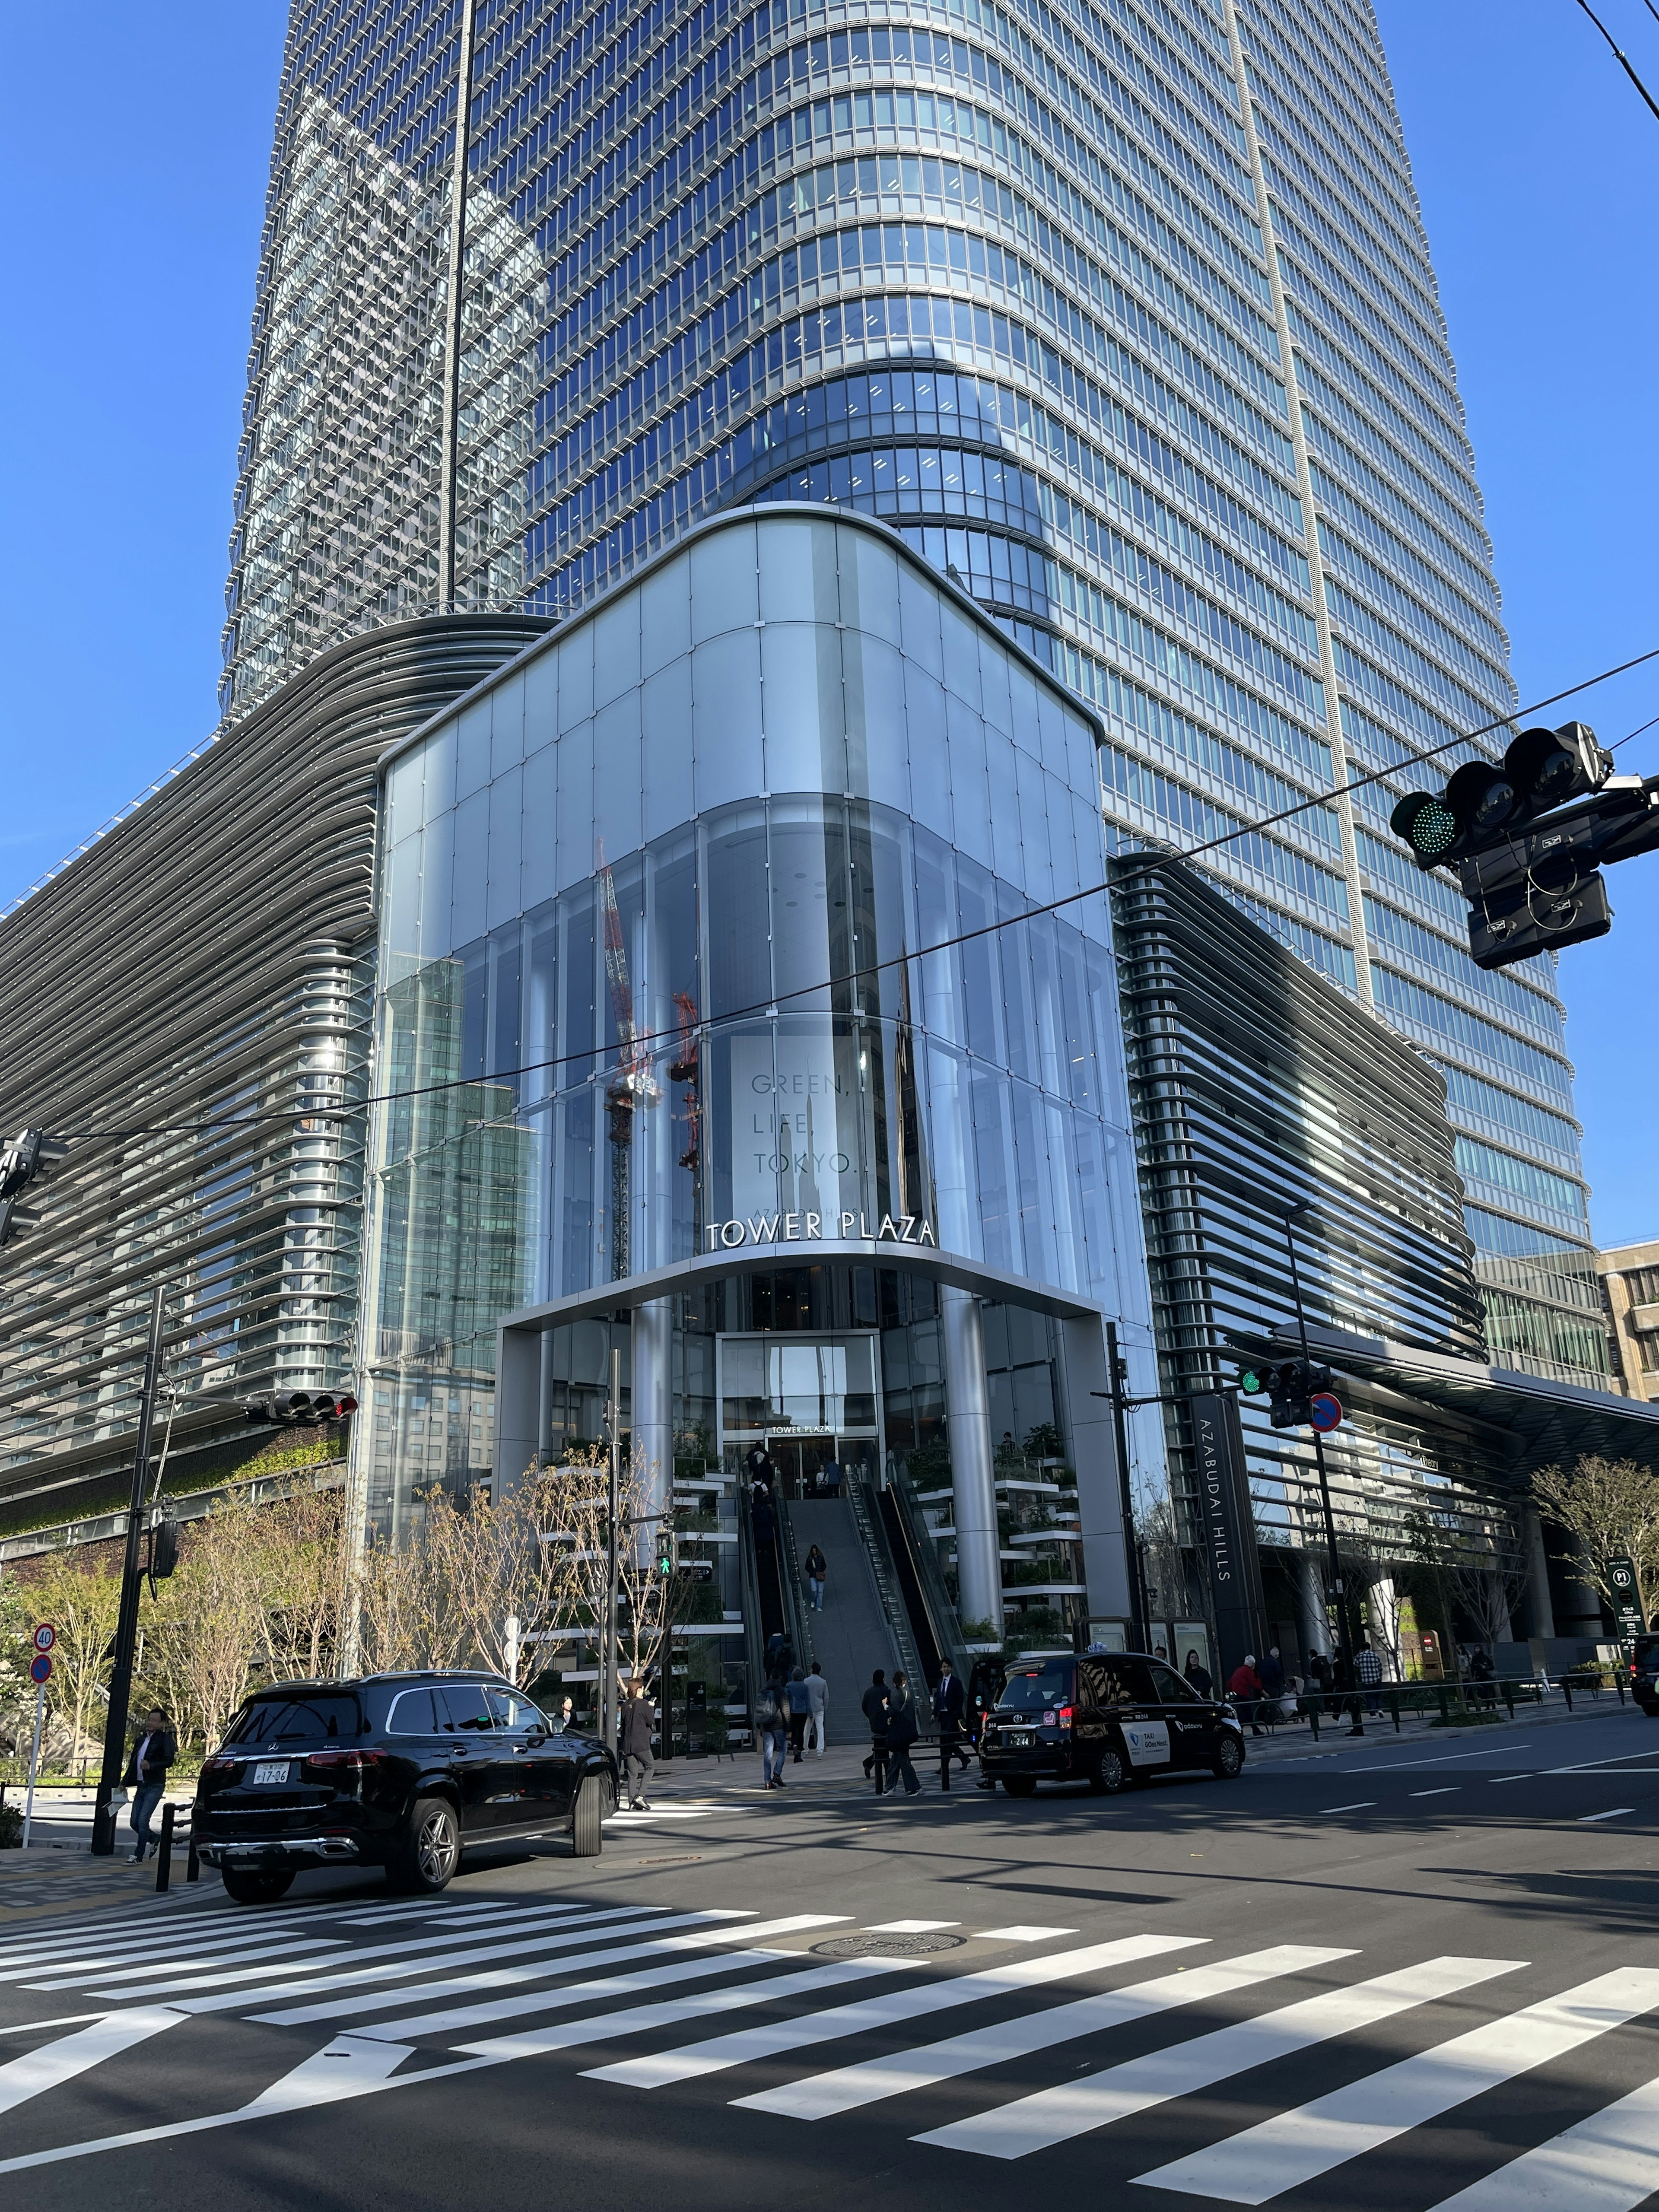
[978,1649,1244,1795]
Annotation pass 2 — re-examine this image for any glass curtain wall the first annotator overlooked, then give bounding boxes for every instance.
[361,513,1157,1529]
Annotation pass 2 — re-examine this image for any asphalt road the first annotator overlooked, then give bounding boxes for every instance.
[3,1705,1659,2211]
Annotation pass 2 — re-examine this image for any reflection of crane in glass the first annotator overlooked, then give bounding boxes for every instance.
[669,991,702,1173]
[598,848,657,1280]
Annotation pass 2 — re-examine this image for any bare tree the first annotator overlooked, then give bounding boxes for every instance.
[1532,1456,1659,1627]
[1446,1515,1530,1649]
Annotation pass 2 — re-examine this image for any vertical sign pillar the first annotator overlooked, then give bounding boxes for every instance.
[1189,1390,1267,1689]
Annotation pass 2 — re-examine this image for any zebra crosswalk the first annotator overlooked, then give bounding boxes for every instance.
[0,1889,1656,2205]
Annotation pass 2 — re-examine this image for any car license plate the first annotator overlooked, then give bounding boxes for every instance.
[251,1761,290,1786]
[1007,1732,1032,1748]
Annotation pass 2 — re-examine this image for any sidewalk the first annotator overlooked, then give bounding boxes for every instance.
[1221,1684,1649,1769]
[1,1788,201,1923]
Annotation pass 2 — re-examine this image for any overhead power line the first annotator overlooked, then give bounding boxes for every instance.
[1575,0,1659,125]
[39,642,1659,1145]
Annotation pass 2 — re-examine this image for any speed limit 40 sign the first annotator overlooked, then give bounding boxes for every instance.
[32,1622,55,1653]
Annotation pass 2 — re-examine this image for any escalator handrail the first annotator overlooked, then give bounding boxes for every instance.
[888,1463,971,1683]
[845,1466,926,1688]
[734,1486,764,1724]
[772,1489,818,1674]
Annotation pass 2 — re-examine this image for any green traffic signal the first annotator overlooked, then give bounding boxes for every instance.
[1238,1367,1264,1395]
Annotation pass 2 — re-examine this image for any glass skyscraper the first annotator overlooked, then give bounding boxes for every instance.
[225,0,1605,1391]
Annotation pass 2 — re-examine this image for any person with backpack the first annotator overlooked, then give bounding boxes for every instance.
[861,1669,891,1792]
[883,1670,922,1796]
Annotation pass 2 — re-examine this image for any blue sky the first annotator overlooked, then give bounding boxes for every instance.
[0,3,1654,1240]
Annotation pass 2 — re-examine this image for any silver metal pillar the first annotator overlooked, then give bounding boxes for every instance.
[632,1296,674,1565]
[942,1287,1001,1634]
[494,1323,541,1504]
[1056,1312,1133,1625]
[1522,1504,1557,1640]
[1297,1549,1332,1661]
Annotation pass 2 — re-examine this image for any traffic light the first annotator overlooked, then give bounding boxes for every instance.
[150,1515,180,1580]
[655,1527,676,1579]
[244,1390,359,1427]
[1389,725,1659,972]
[1238,1360,1333,1429]
[0,1128,70,1247]
[1390,723,1612,869]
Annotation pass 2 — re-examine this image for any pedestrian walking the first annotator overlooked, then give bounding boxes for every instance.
[1228,1655,1266,1737]
[765,1627,794,1679]
[1332,1646,1365,1736]
[931,1659,973,1789]
[822,1456,842,1498]
[804,1541,828,1612]
[884,1670,922,1796]
[757,1676,789,1789]
[620,1677,656,1809]
[1258,1646,1285,1700]
[804,1660,828,1754]
[1470,1644,1497,1706]
[123,1707,176,1862]
[786,1666,812,1761]
[1183,1649,1213,1698]
[1354,1636,1384,1716]
[861,1669,892,1792]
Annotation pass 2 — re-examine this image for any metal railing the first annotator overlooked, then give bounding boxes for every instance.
[887,1462,970,1684]
[1236,1671,1627,1743]
[846,1466,926,1689]
[772,1489,818,1674]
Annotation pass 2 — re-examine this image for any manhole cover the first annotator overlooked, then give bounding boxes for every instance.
[812,1932,967,1959]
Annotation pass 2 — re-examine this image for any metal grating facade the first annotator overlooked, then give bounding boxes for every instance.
[0,615,546,1529]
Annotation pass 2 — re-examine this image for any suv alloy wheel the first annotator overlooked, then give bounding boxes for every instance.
[391,1795,461,1894]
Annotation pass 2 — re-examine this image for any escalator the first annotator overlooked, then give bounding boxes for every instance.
[880,1464,971,1687]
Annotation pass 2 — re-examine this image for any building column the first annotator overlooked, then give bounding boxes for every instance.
[1297,1549,1332,1663]
[632,1297,674,1566]
[1522,1504,1557,1641]
[1056,1312,1134,1627]
[495,1323,541,1505]
[943,1287,1001,1634]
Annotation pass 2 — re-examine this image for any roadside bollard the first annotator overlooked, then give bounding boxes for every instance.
[186,1821,200,1882]
[1389,1693,1401,1733]
[1617,1673,1626,1707]
[1503,1681,1515,1719]
[156,1802,175,1893]
[1562,1678,1573,1712]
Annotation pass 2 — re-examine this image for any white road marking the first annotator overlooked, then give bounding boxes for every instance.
[1411,1789,1460,1798]
[976,1927,1080,1942]
[23,1935,349,1990]
[863,1920,960,1933]
[337,1917,853,2039]
[1341,1748,1513,1774]
[0,2008,185,2117]
[1425,2070,1659,2210]
[266,1946,827,2035]
[741,1945,1354,2122]
[1578,1808,1635,1823]
[0,2013,110,2037]
[582,1934,1208,2090]
[917,1956,1522,2160]
[1135,1967,1659,2205]
[240,2032,414,2114]
[460,1959,900,2061]
[83,1906,706,2002]
[1317,1802,1376,1814]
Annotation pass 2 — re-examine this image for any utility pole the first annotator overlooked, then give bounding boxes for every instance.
[91,1285,165,1857]
[601,1345,622,1758]
[1100,1321,1148,1650]
[1280,1207,1355,1663]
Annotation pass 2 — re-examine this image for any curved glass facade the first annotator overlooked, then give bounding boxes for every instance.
[361,513,1158,1590]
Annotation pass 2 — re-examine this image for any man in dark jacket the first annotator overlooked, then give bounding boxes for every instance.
[861,1669,891,1792]
[123,1707,177,1862]
[620,1678,656,1808]
[883,1671,922,1796]
[931,1660,973,1790]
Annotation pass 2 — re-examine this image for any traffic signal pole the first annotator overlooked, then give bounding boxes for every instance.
[91,1284,165,1858]
[1280,1212,1356,1665]
[601,1345,621,1759]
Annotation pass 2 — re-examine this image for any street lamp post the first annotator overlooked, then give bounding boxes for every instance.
[1279,1206,1357,1665]
[91,1284,166,1857]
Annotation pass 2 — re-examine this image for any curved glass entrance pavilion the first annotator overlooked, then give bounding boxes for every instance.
[359,506,1163,1696]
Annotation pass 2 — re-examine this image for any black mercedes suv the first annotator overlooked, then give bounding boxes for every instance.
[194,1672,619,1904]
[979,1650,1244,1795]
